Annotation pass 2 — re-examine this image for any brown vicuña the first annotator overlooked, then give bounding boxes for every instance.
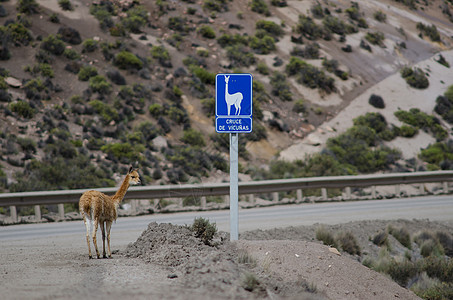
[79,167,140,259]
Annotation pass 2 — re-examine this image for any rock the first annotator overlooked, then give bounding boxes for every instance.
[138,68,151,79]
[329,247,341,256]
[5,77,22,88]
[152,136,168,148]
[0,89,11,102]
[57,27,82,45]
[174,67,187,78]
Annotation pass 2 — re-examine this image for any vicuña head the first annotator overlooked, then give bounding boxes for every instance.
[225,75,230,83]
[79,166,140,259]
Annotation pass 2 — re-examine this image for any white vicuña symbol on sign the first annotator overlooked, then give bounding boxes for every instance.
[224,75,243,115]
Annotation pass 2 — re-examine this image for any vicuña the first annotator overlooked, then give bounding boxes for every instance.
[79,167,141,259]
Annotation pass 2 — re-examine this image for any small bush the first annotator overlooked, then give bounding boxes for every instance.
[226,44,256,67]
[365,31,385,46]
[181,128,206,147]
[89,75,112,95]
[400,67,429,89]
[416,22,441,42]
[316,226,337,248]
[336,231,361,255]
[270,72,292,101]
[293,99,306,114]
[63,48,80,60]
[255,20,284,38]
[78,65,98,81]
[10,101,35,118]
[18,0,39,14]
[82,38,98,53]
[372,231,389,247]
[58,0,73,11]
[241,273,260,292]
[374,10,387,22]
[420,239,445,258]
[296,15,323,40]
[41,35,65,55]
[368,94,385,109]
[114,50,143,70]
[150,45,172,68]
[388,225,412,249]
[250,0,270,16]
[198,25,216,39]
[190,217,217,245]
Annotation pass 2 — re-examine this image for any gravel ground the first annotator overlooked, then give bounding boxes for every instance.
[4,219,452,299]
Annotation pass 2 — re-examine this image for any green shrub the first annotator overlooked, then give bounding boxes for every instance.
[78,65,98,81]
[226,44,256,67]
[101,142,145,163]
[181,128,206,147]
[373,10,387,22]
[353,112,388,134]
[3,23,33,46]
[316,226,337,247]
[217,33,249,48]
[82,38,98,53]
[191,66,216,85]
[395,108,447,140]
[249,34,276,54]
[23,78,47,100]
[293,99,306,114]
[399,125,418,137]
[198,25,216,39]
[201,98,215,117]
[41,34,65,55]
[58,0,73,11]
[18,0,39,14]
[63,48,80,60]
[400,67,429,89]
[89,75,112,95]
[369,94,385,109]
[323,15,357,35]
[241,273,260,292]
[114,50,143,70]
[122,6,148,33]
[270,72,292,101]
[422,256,453,283]
[416,22,441,42]
[250,0,270,16]
[168,16,190,34]
[365,31,385,46]
[420,239,445,258]
[372,231,389,247]
[336,231,361,255]
[310,3,324,19]
[190,217,217,245]
[150,45,172,67]
[419,141,453,168]
[388,225,412,249]
[286,57,335,93]
[256,62,270,75]
[203,0,228,12]
[10,101,35,118]
[296,14,323,39]
[255,20,284,38]
[386,259,418,287]
[168,105,189,124]
[89,100,118,124]
[149,103,164,117]
[434,85,453,124]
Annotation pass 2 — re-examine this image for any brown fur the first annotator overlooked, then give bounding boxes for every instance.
[79,167,140,259]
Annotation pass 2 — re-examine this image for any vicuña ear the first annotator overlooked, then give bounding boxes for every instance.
[128,166,133,174]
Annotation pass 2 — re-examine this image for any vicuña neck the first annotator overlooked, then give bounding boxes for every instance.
[113,174,130,202]
[225,82,229,97]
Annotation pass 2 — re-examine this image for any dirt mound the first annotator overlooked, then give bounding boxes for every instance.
[124,222,327,299]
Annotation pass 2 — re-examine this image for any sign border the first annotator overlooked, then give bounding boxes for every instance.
[215,73,253,133]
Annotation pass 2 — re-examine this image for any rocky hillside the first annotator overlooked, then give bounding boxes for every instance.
[0,0,452,192]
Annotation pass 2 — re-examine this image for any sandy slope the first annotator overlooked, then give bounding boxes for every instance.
[280,50,453,161]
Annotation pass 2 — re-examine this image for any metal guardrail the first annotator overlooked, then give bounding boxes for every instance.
[1,170,452,207]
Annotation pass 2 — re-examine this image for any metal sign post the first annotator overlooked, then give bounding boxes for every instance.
[215,73,253,241]
[229,133,239,241]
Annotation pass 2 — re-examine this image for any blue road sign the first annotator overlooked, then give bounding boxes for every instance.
[215,73,253,133]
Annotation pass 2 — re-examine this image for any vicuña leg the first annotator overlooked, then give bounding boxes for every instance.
[82,214,92,259]
[106,221,113,258]
[100,221,107,258]
[92,218,101,259]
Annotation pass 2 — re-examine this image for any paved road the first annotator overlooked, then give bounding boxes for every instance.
[1,195,452,244]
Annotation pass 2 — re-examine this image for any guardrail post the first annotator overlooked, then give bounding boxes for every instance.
[10,206,17,223]
[419,184,425,195]
[371,186,376,199]
[178,198,183,207]
[225,195,230,206]
[273,192,279,202]
[443,182,449,194]
[296,189,303,202]
[395,185,401,198]
[345,187,351,200]
[131,200,137,213]
[58,204,65,219]
[201,196,206,208]
[248,194,254,204]
[34,205,41,221]
[321,188,327,200]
